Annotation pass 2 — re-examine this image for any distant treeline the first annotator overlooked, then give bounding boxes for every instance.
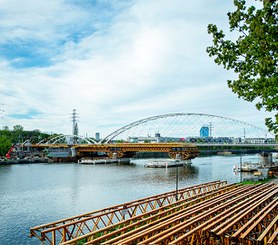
[0,125,53,156]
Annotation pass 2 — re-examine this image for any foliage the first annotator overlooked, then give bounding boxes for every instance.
[0,135,12,156]
[240,177,274,185]
[13,125,24,131]
[207,0,278,136]
[0,125,52,156]
[77,238,87,245]
[115,140,125,143]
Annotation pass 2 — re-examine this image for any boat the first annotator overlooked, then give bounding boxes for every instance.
[233,153,278,173]
[233,162,262,172]
[144,159,191,168]
[78,158,130,164]
[241,163,263,172]
[77,158,110,164]
[217,151,232,156]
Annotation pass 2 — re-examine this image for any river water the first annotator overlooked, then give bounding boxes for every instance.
[0,154,262,244]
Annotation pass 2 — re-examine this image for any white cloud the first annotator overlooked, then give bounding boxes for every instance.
[0,0,274,138]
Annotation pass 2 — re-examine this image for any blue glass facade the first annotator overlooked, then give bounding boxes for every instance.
[200,126,209,138]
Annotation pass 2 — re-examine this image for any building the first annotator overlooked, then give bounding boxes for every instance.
[200,126,209,138]
[95,132,100,141]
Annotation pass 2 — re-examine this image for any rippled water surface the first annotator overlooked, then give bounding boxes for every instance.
[0,154,261,244]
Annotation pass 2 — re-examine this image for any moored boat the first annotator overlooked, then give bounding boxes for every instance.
[233,162,262,172]
[241,163,262,172]
[78,158,130,164]
[144,159,191,168]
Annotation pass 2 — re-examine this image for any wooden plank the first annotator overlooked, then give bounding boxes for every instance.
[234,199,278,239]
[257,215,278,242]
[267,227,278,244]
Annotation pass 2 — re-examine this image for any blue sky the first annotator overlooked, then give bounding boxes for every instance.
[0,0,273,137]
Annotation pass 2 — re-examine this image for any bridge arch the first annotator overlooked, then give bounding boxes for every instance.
[38,134,97,145]
[101,113,272,143]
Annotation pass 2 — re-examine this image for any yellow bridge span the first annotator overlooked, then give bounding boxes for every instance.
[75,143,199,159]
[33,143,199,160]
[29,181,278,244]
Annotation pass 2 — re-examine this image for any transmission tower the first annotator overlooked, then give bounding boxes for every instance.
[209,122,213,137]
[72,109,78,135]
[71,109,79,143]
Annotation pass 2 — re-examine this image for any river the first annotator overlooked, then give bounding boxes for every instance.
[0,154,262,244]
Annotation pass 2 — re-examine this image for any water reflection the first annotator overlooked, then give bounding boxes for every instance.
[129,163,198,184]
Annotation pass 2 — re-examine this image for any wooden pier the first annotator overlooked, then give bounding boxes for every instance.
[30,180,278,244]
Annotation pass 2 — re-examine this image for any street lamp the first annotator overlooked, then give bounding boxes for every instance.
[240,154,242,183]
[175,165,179,201]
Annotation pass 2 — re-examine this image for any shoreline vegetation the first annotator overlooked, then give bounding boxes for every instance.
[241,176,278,185]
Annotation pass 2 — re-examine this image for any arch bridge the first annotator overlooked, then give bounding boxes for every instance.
[100,113,275,144]
[20,113,277,161]
[32,113,275,146]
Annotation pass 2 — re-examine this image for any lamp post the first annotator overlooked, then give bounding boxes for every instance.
[175,153,181,201]
[240,154,242,183]
[175,165,179,201]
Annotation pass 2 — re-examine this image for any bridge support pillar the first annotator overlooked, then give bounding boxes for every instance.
[175,153,181,160]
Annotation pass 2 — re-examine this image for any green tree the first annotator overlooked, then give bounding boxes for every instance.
[0,125,52,145]
[207,0,278,136]
[0,135,12,156]
[2,126,9,131]
[13,125,24,131]
[13,124,24,143]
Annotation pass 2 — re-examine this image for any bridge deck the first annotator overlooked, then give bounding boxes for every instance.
[30,143,199,160]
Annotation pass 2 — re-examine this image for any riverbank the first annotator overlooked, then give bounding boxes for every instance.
[0,157,51,164]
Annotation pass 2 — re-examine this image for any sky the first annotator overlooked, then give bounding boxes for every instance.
[0,0,273,138]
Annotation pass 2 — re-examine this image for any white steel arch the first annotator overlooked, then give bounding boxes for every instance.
[101,113,272,143]
[37,134,97,145]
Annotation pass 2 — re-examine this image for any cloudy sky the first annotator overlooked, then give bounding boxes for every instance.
[0,0,272,138]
